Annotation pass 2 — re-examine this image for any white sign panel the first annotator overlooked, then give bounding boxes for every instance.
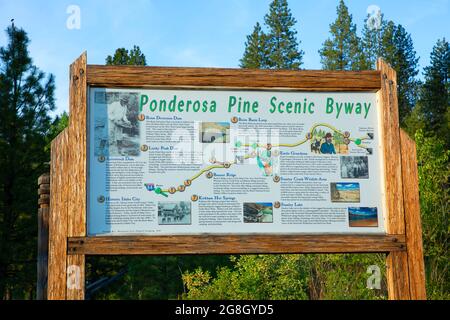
[88,88,386,235]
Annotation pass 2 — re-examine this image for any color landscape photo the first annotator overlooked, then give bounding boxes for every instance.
[348,207,378,227]
[330,182,360,202]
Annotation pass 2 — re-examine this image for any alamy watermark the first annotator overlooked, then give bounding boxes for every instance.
[67,264,81,290]
[366,265,381,289]
[66,5,81,30]
[366,5,382,31]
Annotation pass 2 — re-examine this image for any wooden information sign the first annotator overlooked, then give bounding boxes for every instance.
[41,52,425,300]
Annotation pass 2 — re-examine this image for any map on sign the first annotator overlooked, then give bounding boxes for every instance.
[87,88,386,235]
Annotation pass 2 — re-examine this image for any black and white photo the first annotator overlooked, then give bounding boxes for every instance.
[340,156,369,179]
[94,92,140,156]
[158,201,191,225]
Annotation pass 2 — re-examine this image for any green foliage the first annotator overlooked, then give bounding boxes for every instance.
[308,254,386,300]
[241,0,303,70]
[240,23,269,69]
[264,0,303,69]
[382,22,420,125]
[182,254,386,300]
[414,131,449,299]
[418,38,450,144]
[319,0,368,71]
[183,255,310,300]
[106,45,147,66]
[404,103,427,137]
[362,15,420,125]
[45,111,69,151]
[0,25,55,299]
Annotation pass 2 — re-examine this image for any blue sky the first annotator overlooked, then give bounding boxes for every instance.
[349,207,378,215]
[336,183,359,190]
[0,0,449,116]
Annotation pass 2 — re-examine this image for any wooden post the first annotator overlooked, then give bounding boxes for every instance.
[48,130,70,299]
[66,52,87,300]
[400,130,427,299]
[37,173,50,300]
[377,59,411,300]
[48,53,87,300]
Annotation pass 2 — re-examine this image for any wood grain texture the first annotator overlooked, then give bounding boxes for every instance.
[377,59,410,300]
[400,130,426,299]
[37,173,50,300]
[68,234,406,255]
[37,207,49,300]
[66,52,87,300]
[38,174,50,185]
[386,251,410,300]
[87,65,381,91]
[67,52,87,238]
[48,130,69,300]
[377,59,405,234]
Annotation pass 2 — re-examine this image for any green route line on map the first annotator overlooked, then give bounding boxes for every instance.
[154,123,371,196]
[241,123,369,149]
[160,165,230,194]
[242,138,308,148]
[189,164,226,181]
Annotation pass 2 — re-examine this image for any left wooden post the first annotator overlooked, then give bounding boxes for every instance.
[48,129,69,299]
[48,53,87,300]
[66,52,87,300]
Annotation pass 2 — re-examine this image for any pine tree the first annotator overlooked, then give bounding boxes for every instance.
[264,0,303,69]
[106,45,147,66]
[319,0,367,71]
[240,22,268,69]
[381,22,420,125]
[127,45,147,66]
[0,24,55,298]
[419,38,450,140]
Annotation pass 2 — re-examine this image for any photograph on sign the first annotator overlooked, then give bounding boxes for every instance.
[88,88,386,235]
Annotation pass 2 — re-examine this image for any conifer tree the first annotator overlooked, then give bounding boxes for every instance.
[264,0,303,69]
[240,22,268,69]
[419,38,450,140]
[106,45,147,66]
[381,22,420,124]
[127,45,147,66]
[0,24,55,298]
[319,0,367,71]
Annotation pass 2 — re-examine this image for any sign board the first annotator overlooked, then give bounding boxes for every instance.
[88,88,385,235]
[44,53,426,300]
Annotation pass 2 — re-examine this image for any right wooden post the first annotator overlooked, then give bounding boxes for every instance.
[377,58,426,300]
[377,59,410,299]
[400,129,427,299]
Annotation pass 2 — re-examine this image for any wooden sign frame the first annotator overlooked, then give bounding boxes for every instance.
[46,52,425,300]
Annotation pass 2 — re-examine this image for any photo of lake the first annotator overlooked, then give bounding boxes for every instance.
[348,207,378,227]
